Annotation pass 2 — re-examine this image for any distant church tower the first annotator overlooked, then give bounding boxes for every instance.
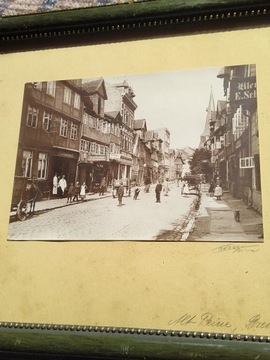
[199,87,215,148]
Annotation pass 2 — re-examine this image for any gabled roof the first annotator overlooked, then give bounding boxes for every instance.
[145,130,154,142]
[83,78,108,100]
[132,119,147,131]
[105,110,121,119]
[105,110,122,123]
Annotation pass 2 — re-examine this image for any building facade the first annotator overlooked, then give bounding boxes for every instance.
[105,81,137,183]
[15,80,84,197]
[78,78,111,192]
[205,64,261,213]
[154,128,171,180]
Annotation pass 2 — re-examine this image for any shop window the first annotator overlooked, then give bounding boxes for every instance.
[22,150,33,178]
[37,152,48,179]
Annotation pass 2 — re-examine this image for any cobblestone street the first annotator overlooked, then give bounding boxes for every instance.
[8,183,196,241]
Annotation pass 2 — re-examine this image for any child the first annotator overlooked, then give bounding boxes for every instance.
[133,187,140,200]
[182,181,190,196]
[214,184,223,200]
[67,183,74,203]
[73,181,80,202]
[208,181,215,197]
[80,182,88,201]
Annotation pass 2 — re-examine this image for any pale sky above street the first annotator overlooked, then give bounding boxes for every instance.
[104,66,227,149]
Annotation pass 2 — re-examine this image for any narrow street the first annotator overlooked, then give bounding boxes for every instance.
[8,183,197,241]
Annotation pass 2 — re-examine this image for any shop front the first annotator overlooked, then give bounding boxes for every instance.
[51,148,79,188]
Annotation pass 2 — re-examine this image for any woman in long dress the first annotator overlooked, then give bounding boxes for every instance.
[52,174,58,198]
[182,181,190,196]
[80,182,87,201]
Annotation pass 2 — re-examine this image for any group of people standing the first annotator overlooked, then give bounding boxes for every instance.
[52,174,88,203]
[52,173,223,208]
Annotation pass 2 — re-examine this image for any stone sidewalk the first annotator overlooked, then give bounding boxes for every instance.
[188,190,263,242]
[10,190,113,220]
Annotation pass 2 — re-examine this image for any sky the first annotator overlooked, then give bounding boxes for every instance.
[104,66,226,149]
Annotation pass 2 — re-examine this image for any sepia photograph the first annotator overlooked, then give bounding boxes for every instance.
[7,64,263,241]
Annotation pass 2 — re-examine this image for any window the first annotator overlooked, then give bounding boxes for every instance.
[90,142,96,154]
[42,111,52,131]
[22,150,33,178]
[100,145,105,155]
[64,86,72,105]
[91,117,97,128]
[81,139,90,152]
[26,106,39,128]
[74,93,81,109]
[96,119,102,130]
[37,152,48,179]
[60,118,68,137]
[70,122,77,140]
[239,157,254,169]
[46,81,56,97]
[83,113,88,125]
[102,121,107,133]
[98,97,102,115]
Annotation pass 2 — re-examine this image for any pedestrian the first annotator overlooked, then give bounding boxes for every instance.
[117,181,125,207]
[52,173,58,198]
[182,181,190,196]
[133,187,140,200]
[67,183,74,203]
[144,177,151,193]
[111,178,116,198]
[155,181,162,203]
[126,178,131,197]
[176,174,180,187]
[80,182,88,201]
[164,178,169,196]
[58,175,67,198]
[57,176,62,198]
[73,181,80,202]
[214,184,223,200]
[208,181,215,197]
[99,177,106,196]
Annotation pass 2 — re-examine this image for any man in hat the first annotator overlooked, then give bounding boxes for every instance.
[117,181,125,207]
